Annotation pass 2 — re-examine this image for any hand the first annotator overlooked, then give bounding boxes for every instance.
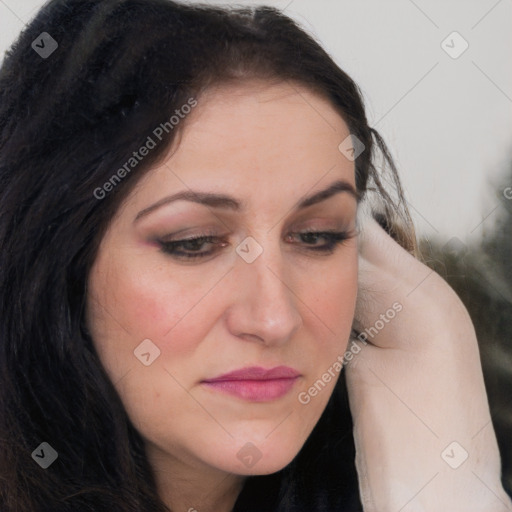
[345,211,512,512]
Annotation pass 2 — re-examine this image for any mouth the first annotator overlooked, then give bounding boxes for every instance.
[201,366,301,402]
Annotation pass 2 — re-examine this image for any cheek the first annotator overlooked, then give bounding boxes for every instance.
[300,248,358,340]
[313,268,357,325]
[87,249,231,377]
[294,249,358,393]
[86,254,227,434]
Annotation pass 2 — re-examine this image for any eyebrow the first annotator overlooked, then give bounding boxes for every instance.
[134,179,359,222]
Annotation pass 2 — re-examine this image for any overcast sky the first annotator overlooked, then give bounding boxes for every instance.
[1,0,511,244]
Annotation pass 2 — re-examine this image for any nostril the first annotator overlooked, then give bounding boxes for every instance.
[237,333,266,344]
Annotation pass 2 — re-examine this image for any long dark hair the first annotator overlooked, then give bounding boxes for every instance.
[0,1,416,510]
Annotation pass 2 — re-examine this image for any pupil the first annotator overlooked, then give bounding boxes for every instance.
[303,233,318,244]
[187,239,204,250]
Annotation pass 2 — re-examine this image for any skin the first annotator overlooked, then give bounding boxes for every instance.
[86,80,360,512]
[348,217,512,511]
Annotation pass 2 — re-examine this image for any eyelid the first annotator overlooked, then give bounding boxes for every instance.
[157,228,223,242]
[288,215,354,231]
[156,228,355,262]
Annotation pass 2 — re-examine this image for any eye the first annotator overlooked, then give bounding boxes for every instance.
[158,234,229,260]
[285,229,356,253]
[157,228,355,262]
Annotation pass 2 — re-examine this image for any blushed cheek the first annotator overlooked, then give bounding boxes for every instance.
[310,263,357,324]
[99,268,228,362]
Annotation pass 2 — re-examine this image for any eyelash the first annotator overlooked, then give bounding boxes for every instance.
[158,229,355,260]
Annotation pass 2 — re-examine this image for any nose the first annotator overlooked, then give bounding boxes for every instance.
[224,240,303,346]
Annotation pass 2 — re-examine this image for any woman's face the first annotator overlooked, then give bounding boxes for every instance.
[87,80,359,479]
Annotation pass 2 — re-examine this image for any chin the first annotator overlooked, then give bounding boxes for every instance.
[231,453,298,476]
[206,435,305,476]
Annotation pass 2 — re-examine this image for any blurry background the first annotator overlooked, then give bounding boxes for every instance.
[1,0,511,498]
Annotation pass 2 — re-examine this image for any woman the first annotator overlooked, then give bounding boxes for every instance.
[0,0,509,511]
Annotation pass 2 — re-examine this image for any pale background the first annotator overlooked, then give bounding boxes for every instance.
[1,0,511,242]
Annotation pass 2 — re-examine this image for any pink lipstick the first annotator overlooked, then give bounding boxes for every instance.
[202,366,300,402]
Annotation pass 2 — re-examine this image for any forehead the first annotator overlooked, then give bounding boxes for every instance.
[163,79,354,180]
[184,78,350,141]
[116,79,356,222]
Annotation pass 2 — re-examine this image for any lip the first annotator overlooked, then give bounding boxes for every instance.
[202,366,301,402]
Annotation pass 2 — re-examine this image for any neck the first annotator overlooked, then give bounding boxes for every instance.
[147,444,246,512]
